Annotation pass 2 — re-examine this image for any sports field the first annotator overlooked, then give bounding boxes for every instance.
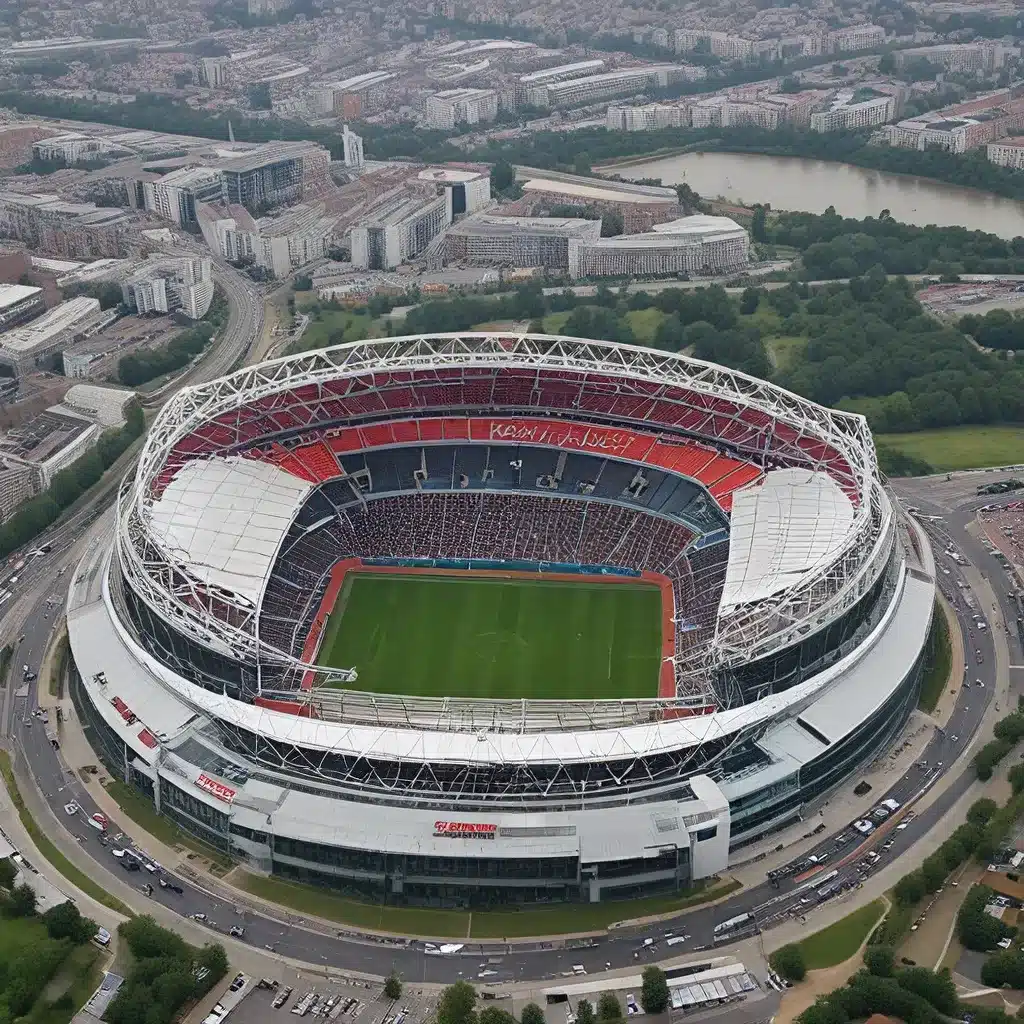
[318,572,663,700]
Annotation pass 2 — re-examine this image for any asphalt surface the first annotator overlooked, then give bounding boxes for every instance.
[0,479,1019,984]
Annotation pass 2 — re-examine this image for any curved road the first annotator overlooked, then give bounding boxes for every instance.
[0,483,1017,984]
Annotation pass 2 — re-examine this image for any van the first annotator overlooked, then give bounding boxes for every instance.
[572,965,587,976]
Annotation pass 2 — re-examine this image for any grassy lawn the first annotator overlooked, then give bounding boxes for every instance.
[918,601,952,715]
[542,311,572,334]
[103,780,233,869]
[0,751,131,917]
[26,942,102,1024]
[876,426,1024,472]
[319,573,662,700]
[766,335,807,371]
[237,872,741,939]
[288,304,376,354]
[625,307,666,344]
[740,304,785,336]
[795,899,886,970]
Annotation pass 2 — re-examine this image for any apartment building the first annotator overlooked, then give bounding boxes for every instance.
[886,91,1024,153]
[342,125,364,171]
[673,31,754,60]
[811,93,896,132]
[0,457,34,523]
[310,71,396,119]
[0,297,114,376]
[350,194,450,270]
[0,192,134,260]
[826,24,885,53]
[417,168,491,218]
[32,132,122,165]
[568,215,749,279]
[135,166,223,227]
[0,407,100,491]
[121,256,214,319]
[987,136,1024,168]
[445,215,602,269]
[0,284,46,332]
[606,104,688,131]
[424,88,499,129]
[893,42,1004,74]
[528,66,704,109]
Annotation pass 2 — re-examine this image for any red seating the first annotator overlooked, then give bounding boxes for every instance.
[293,440,341,483]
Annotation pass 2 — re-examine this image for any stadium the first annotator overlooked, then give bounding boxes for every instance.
[67,334,935,909]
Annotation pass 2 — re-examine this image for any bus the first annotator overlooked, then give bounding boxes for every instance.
[815,871,840,900]
[713,913,754,936]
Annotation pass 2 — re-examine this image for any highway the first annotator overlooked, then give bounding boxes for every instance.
[0,478,1018,984]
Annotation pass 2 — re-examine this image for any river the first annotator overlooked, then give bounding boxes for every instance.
[606,150,1024,238]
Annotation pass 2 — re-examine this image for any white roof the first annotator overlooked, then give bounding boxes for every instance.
[148,457,311,606]
[720,469,855,611]
[0,283,41,310]
[652,214,746,237]
[523,177,677,205]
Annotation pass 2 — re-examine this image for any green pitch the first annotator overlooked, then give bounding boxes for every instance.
[318,573,663,700]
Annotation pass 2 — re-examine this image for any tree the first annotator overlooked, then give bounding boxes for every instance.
[739,287,760,315]
[770,944,807,983]
[384,972,403,1001]
[437,981,478,1024]
[893,870,926,906]
[7,883,36,918]
[863,945,895,977]
[640,967,670,1014]
[521,1005,545,1024]
[751,205,768,243]
[491,160,516,195]
[597,993,622,1021]
[194,943,228,991]
[575,999,596,1024]
[478,1009,515,1024]
[0,858,16,891]
[42,901,95,943]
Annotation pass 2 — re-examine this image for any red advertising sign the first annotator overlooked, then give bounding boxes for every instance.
[434,821,497,839]
[196,772,236,804]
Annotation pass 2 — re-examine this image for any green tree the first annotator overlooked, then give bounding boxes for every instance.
[478,1009,515,1024]
[437,981,478,1024]
[739,287,760,315]
[575,999,596,1024]
[384,972,403,1001]
[640,966,670,1014]
[597,993,622,1021]
[893,870,926,905]
[751,204,768,242]
[41,901,95,943]
[521,1004,545,1024]
[0,858,16,891]
[863,945,895,977]
[7,883,36,918]
[491,160,516,195]
[770,944,807,983]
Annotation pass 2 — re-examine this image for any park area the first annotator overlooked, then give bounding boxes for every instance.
[318,571,663,701]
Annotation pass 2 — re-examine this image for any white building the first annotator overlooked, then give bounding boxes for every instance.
[445,214,602,269]
[350,194,450,270]
[0,297,114,376]
[137,166,223,227]
[122,256,214,319]
[0,283,45,331]
[424,88,499,129]
[893,42,1004,74]
[31,132,123,164]
[826,24,885,53]
[810,93,896,132]
[567,215,749,279]
[529,65,704,109]
[987,136,1024,168]
[606,104,688,131]
[341,125,364,171]
[417,168,491,219]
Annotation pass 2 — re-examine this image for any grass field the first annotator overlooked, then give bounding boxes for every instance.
[876,425,1024,472]
[918,601,952,715]
[794,899,886,970]
[318,573,663,700]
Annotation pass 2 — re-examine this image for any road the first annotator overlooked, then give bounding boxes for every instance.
[0,477,1018,984]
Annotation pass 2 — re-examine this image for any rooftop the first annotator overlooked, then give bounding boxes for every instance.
[0,284,42,311]
[417,167,488,184]
[451,213,602,238]
[522,177,678,205]
[0,408,94,463]
[520,60,605,84]
[652,214,745,236]
[0,297,101,353]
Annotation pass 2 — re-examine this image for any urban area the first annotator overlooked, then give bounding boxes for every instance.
[1,3,1024,1024]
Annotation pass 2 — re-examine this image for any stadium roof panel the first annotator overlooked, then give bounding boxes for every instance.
[720,469,855,611]
[148,457,311,606]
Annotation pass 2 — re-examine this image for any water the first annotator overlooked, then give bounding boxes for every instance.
[609,150,1024,238]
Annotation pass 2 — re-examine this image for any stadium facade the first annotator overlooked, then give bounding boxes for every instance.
[67,335,934,909]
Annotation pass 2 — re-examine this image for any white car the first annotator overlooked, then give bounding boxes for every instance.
[853,819,875,834]
[63,802,79,816]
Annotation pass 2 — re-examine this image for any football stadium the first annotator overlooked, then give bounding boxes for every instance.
[67,334,936,908]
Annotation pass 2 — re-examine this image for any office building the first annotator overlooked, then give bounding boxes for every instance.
[567,215,749,279]
[310,72,396,119]
[446,214,602,269]
[0,192,134,260]
[424,88,499,129]
[32,132,123,164]
[0,457,34,523]
[673,31,755,60]
[0,407,99,489]
[987,136,1024,168]
[0,284,46,331]
[136,167,223,227]
[350,194,449,270]
[885,90,1024,153]
[219,142,331,211]
[0,297,114,376]
[121,256,214,319]
[811,93,896,132]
